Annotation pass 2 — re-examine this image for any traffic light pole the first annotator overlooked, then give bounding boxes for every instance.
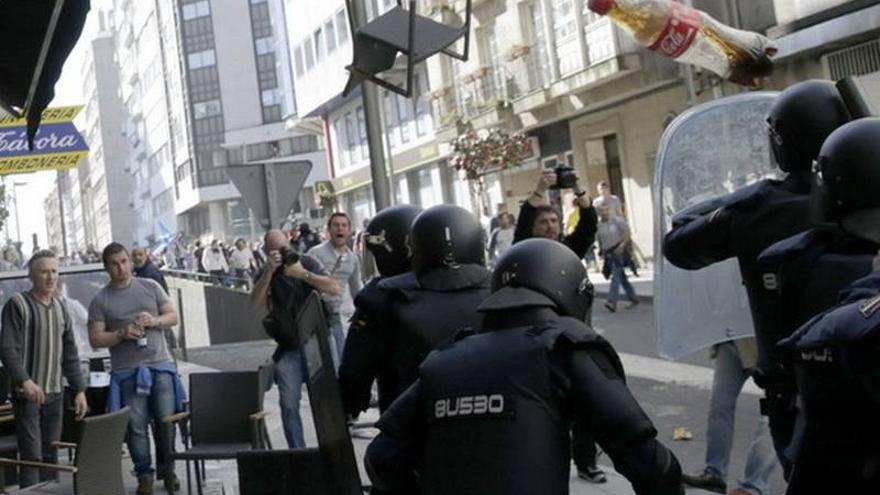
[349,1,392,211]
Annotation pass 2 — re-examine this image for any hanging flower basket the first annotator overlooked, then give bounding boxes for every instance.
[450,125,531,182]
[505,44,530,62]
[431,86,451,100]
[462,66,489,84]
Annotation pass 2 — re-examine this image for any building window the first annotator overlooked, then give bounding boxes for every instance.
[293,46,304,76]
[324,19,337,53]
[552,0,583,74]
[187,49,216,70]
[314,28,325,62]
[261,88,281,106]
[255,36,274,55]
[395,94,412,143]
[384,91,399,149]
[182,0,210,20]
[356,106,368,160]
[334,118,348,168]
[414,72,433,136]
[344,112,356,166]
[304,38,314,69]
[193,99,222,119]
[336,9,349,45]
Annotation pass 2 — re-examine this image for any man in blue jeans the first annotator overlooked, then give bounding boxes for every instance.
[250,229,339,448]
[683,338,780,495]
[88,243,184,494]
[596,205,639,312]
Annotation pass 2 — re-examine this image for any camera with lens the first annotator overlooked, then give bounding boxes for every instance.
[280,246,300,266]
[550,166,578,190]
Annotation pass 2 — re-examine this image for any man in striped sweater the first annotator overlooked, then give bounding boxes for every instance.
[0,250,88,487]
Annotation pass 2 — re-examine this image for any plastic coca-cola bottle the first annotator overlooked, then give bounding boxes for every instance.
[588,0,777,87]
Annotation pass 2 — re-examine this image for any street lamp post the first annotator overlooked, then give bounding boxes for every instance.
[12,182,26,247]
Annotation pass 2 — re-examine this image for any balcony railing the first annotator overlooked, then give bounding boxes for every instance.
[502,50,550,100]
[432,67,504,127]
[432,49,558,128]
[196,167,229,188]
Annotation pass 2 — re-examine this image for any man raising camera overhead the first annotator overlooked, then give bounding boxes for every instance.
[250,229,339,449]
[513,168,598,259]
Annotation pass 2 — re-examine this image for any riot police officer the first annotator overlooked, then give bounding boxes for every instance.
[662,80,851,470]
[365,238,684,495]
[779,268,880,493]
[369,204,491,406]
[338,204,422,416]
[759,118,880,494]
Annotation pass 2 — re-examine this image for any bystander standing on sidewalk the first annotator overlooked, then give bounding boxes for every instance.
[307,213,363,365]
[201,240,229,284]
[596,205,639,312]
[132,247,169,294]
[0,250,88,488]
[229,238,256,289]
[88,243,184,494]
[487,212,515,264]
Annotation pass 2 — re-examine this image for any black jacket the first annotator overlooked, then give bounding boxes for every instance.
[134,259,168,294]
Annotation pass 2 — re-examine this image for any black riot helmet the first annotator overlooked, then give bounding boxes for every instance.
[477,238,593,320]
[766,80,851,173]
[409,205,485,273]
[365,204,423,277]
[814,117,880,243]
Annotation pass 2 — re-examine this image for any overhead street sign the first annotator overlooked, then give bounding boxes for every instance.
[0,106,88,175]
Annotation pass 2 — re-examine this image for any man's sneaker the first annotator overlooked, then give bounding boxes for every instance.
[626,299,640,309]
[136,475,154,495]
[604,301,617,312]
[681,470,726,494]
[577,465,607,484]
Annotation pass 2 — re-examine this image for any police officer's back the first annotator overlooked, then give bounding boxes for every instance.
[338,204,422,416]
[758,118,880,494]
[365,239,683,495]
[375,205,491,403]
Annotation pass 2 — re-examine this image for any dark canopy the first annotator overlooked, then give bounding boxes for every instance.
[0,0,90,148]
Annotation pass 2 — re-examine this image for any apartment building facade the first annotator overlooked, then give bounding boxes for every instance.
[78,23,135,250]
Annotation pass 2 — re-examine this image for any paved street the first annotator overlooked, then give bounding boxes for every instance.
[176,296,788,495]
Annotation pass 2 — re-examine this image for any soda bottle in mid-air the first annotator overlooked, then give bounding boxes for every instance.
[587,0,777,87]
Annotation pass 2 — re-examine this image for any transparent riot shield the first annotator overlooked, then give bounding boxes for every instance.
[653,92,779,360]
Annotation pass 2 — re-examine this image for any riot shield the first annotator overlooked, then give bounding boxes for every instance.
[653,92,779,360]
[296,292,363,495]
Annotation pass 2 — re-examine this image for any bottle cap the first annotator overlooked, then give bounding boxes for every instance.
[588,0,614,15]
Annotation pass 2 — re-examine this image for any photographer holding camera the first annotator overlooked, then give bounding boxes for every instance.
[514,168,598,259]
[250,229,340,448]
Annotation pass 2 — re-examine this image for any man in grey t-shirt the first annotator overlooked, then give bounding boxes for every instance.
[307,212,362,364]
[88,243,180,494]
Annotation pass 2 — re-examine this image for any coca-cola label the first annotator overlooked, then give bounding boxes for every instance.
[648,4,702,59]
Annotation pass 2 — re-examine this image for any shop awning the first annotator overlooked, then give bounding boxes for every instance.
[0,0,90,149]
